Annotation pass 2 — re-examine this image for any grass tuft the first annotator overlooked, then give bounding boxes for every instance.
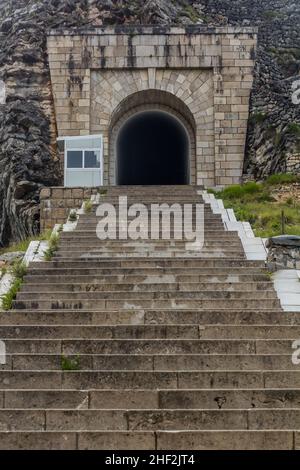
[97,188,107,196]
[1,278,23,311]
[11,260,27,280]
[43,234,60,261]
[84,200,93,214]
[61,355,81,371]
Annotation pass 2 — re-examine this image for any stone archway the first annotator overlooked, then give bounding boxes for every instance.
[109,89,196,185]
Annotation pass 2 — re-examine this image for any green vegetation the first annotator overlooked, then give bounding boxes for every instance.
[84,199,93,214]
[11,260,27,280]
[0,230,52,256]
[210,175,300,238]
[270,47,300,72]
[68,210,77,222]
[43,234,60,261]
[61,355,81,371]
[287,123,300,137]
[263,10,284,20]
[97,188,108,196]
[249,112,267,125]
[183,5,200,22]
[1,260,27,311]
[1,278,23,311]
[0,266,7,278]
[264,173,300,185]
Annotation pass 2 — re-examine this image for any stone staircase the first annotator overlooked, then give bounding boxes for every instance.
[0,185,300,449]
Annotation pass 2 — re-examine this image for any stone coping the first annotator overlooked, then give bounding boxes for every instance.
[48,25,258,36]
[266,235,300,248]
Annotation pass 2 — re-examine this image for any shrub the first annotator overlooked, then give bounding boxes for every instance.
[183,5,200,22]
[265,173,300,186]
[219,182,263,200]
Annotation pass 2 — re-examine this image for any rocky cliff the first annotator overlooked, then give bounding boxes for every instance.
[0,0,299,246]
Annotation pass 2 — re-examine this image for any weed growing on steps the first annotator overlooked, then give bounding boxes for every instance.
[11,260,27,279]
[1,260,27,311]
[44,234,60,261]
[61,355,81,371]
[84,200,93,214]
[2,279,23,311]
[97,188,107,196]
[68,210,77,222]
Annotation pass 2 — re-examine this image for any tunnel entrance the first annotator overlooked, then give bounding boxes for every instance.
[116,111,190,185]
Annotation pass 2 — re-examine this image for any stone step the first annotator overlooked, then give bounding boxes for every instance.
[0,430,296,450]
[77,217,221,224]
[2,338,295,355]
[1,353,298,371]
[20,282,273,293]
[26,267,268,277]
[24,273,271,284]
[0,408,299,432]
[1,388,299,410]
[16,290,278,301]
[79,208,219,215]
[60,231,239,238]
[52,254,247,261]
[13,298,281,310]
[29,258,264,268]
[0,309,291,326]
[55,248,244,255]
[0,370,300,389]
[0,324,298,339]
[75,224,226,231]
[57,240,243,248]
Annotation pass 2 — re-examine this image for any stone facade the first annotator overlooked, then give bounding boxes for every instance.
[47,25,257,187]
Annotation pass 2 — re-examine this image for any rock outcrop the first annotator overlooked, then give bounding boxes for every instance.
[0,0,299,246]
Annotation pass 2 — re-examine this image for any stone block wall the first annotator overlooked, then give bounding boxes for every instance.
[47,25,257,187]
[40,187,98,230]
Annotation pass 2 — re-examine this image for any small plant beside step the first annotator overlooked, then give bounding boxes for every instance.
[68,210,77,222]
[83,200,93,213]
[43,234,60,261]
[97,188,107,196]
[1,260,27,311]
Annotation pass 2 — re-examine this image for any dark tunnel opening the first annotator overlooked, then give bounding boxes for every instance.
[116,111,190,185]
